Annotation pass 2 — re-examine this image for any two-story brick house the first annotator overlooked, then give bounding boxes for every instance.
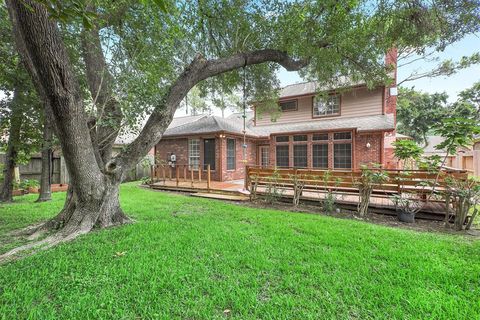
[154,51,398,181]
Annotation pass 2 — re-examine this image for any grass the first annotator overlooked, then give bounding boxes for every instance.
[0,183,479,319]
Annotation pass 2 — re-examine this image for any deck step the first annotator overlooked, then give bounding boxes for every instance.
[191,192,250,201]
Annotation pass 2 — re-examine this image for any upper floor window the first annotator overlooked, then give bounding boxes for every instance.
[313,95,340,117]
[279,100,297,112]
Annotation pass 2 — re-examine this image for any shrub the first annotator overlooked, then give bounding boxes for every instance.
[264,169,283,204]
[19,179,40,189]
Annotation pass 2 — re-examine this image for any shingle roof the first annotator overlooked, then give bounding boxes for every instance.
[163,114,394,138]
[164,115,257,137]
[279,79,365,98]
[251,114,395,136]
[115,114,207,144]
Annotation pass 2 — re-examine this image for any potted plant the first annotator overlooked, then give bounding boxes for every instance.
[390,193,422,223]
[20,179,40,194]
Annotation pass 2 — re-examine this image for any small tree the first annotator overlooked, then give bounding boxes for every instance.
[356,164,389,217]
[314,170,343,214]
[392,140,423,169]
[444,177,480,230]
[264,169,283,204]
[290,173,306,207]
[434,117,480,228]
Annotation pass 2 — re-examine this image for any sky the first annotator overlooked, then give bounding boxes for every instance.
[180,33,480,117]
[278,34,480,103]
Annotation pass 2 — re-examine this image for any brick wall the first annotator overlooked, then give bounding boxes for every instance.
[156,135,256,181]
[221,135,257,181]
[354,133,382,167]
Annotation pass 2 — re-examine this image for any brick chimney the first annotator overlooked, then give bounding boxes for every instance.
[384,47,397,116]
[383,47,398,169]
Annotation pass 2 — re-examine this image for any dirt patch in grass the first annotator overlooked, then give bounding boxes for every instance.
[238,200,480,238]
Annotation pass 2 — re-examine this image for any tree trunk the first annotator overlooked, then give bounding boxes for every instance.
[0,89,23,203]
[5,0,307,254]
[36,119,53,202]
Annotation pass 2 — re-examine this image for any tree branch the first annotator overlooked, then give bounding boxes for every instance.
[111,49,307,175]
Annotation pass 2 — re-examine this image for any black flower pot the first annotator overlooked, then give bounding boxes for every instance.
[397,209,415,223]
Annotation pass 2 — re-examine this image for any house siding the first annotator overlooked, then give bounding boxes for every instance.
[255,87,383,126]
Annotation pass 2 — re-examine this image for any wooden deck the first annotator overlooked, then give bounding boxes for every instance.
[148,165,467,220]
[150,179,245,193]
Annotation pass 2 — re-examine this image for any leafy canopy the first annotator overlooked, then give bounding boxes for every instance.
[27,0,479,129]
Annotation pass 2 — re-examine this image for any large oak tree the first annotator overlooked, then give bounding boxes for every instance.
[2,0,479,258]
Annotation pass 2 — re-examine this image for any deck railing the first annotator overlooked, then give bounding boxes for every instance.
[245,166,468,200]
[150,164,211,190]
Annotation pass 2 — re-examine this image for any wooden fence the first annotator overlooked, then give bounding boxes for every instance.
[0,153,63,183]
[246,166,468,201]
[150,164,211,190]
[0,152,151,184]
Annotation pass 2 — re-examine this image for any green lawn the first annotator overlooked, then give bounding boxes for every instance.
[0,183,479,319]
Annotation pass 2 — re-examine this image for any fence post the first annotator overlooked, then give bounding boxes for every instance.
[207,164,211,191]
[176,165,179,187]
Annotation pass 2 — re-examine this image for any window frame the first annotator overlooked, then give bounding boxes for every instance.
[312,94,341,118]
[333,143,352,170]
[312,143,329,169]
[293,144,308,168]
[188,139,200,170]
[275,135,290,143]
[279,99,298,112]
[293,134,308,142]
[312,133,329,141]
[275,145,290,167]
[226,138,236,171]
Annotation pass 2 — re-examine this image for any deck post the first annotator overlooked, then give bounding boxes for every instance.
[176,165,179,187]
[198,167,202,183]
[183,166,187,181]
[191,165,194,187]
[150,165,154,184]
[244,165,250,190]
[207,164,211,191]
[169,166,172,180]
[162,166,166,185]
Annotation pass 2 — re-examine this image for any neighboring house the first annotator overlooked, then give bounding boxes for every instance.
[423,135,479,175]
[154,51,398,181]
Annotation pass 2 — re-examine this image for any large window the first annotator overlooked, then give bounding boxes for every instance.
[276,145,289,167]
[293,145,307,168]
[188,139,200,169]
[203,138,216,170]
[226,138,236,170]
[279,100,297,112]
[313,95,340,117]
[334,143,352,169]
[312,144,328,169]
